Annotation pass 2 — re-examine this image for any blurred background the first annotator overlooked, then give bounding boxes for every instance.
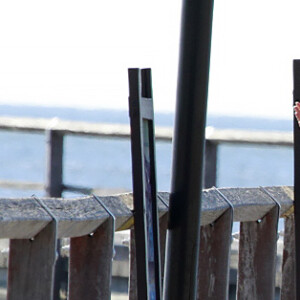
[0,0,298,197]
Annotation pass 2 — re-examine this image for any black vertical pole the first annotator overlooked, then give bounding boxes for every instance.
[163,0,214,299]
[129,68,162,299]
[46,130,64,197]
[293,59,300,299]
[46,129,65,300]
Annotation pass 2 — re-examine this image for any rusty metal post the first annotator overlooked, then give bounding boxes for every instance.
[163,0,214,299]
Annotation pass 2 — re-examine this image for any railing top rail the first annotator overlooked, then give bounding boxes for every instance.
[0,116,293,145]
[0,186,293,239]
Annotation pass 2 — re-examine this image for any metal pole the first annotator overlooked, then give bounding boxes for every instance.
[293,59,300,299]
[45,129,65,299]
[204,141,217,188]
[163,0,214,299]
[46,129,64,197]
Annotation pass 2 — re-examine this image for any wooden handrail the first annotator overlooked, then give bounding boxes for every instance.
[0,116,293,191]
[0,186,292,239]
[0,115,293,145]
[0,186,295,299]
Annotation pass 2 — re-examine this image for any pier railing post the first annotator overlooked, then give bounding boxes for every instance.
[45,129,65,299]
[46,129,64,198]
[204,141,217,188]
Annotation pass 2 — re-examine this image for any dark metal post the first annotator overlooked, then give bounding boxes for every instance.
[204,141,217,188]
[46,130,64,197]
[293,59,300,299]
[45,129,65,300]
[163,0,214,299]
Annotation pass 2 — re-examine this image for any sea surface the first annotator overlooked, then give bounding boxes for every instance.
[0,105,294,199]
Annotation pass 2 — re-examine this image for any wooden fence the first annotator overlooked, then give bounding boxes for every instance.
[0,186,294,299]
[0,116,295,299]
[0,116,293,193]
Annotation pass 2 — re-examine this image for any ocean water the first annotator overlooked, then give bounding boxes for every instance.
[0,105,294,199]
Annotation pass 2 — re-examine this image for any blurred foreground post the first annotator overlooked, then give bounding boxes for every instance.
[293,59,300,299]
[163,0,214,299]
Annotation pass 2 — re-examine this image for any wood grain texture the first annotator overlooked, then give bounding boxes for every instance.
[68,217,114,300]
[7,221,57,300]
[201,189,229,225]
[43,197,108,238]
[115,193,167,231]
[0,187,294,300]
[281,215,296,300]
[96,195,132,230]
[262,186,294,216]
[219,187,277,222]
[237,206,279,300]
[197,207,233,300]
[0,198,51,238]
[0,187,293,239]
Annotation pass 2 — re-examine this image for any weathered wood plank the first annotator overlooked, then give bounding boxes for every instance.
[7,220,57,300]
[219,187,276,222]
[152,188,294,224]
[0,198,51,238]
[237,205,279,300]
[97,195,132,230]
[0,187,292,238]
[197,205,233,299]
[68,217,114,300]
[116,193,168,231]
[159,189,229,226]
[281,215,296,300]
[201,189,229,225]
[262,186,294,216]
[43,197,108,238]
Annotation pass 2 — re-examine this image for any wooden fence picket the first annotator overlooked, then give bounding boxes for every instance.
[7,221,57,300]
[69,217,114,300]
[197,189,233,300]
[0,187,293,299]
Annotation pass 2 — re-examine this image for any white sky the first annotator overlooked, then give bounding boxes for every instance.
[0,0,299,120]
